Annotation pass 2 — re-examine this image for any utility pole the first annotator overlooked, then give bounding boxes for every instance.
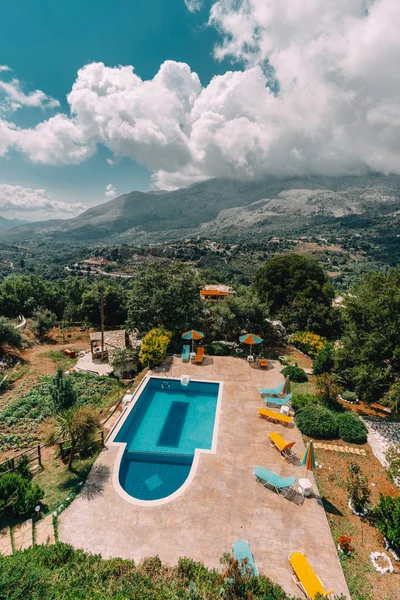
[99,284,105,360]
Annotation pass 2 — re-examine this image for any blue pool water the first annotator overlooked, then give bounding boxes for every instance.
[115,378,219,501]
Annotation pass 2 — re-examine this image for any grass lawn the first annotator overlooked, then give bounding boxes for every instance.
[35,452,100,515]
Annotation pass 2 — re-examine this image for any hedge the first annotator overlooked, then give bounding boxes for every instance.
[338,412,367,444]
[295,404,339,439]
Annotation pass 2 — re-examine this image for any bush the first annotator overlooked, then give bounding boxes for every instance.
[281,365,308,383]
[338,412,367,444]
[372,494,400,554]
[313,343,334,375]
[295,405,339,439]
[139,328,172,368]
[288,331,326,359]
[291,393,318,413]
[340,391,358,403]
[385,444,400,486]
[316,374,342,410]
[0,472,44,517]
[205,342,231,356]
[346,462,370,514]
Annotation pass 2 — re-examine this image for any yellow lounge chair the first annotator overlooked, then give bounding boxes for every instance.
[258,408,293,427]
[194,347,205,364]
[269,432,297,462]
[289,552,334,599]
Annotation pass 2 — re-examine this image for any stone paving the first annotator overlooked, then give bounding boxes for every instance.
[0,527,12,556]
[35,514,55,546]
[363,417,400,467]
[13,518,32,551]
[59,356,350,599]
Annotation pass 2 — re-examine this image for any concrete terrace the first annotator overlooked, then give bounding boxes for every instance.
[59,356,349,598]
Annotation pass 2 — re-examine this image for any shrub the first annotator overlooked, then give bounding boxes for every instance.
[315,374,342,411]
[338,412,367,444]
[382,382,400,414]
[295,405,339,439]
[205,342,231,356]
[291,393,318,413]
[346,462,370,514]
[288,331,326,359]
[371,494,400,554]
[0,472,44,517]
[139,328,172,368]
[281,365,308,383]
[385,444,400,486]
[313,342,334,375]
[340,391,358,403]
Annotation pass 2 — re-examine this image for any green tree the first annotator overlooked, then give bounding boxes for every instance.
[0,317,23,354]
[139,328,172,368]
[111,347,139,377]
[32,308,57,340]
[50,406,100,470]
[346,462,370,514]
[206,286,274,342]
[313,342,335,375]
[126,263,202,335]
[254,254,337,336]
[50,367,79,412]
[0,472,44,518]
[382,381,400,414]
[80,280,127,327]
[336,269,400,403]
[316,373,341,409]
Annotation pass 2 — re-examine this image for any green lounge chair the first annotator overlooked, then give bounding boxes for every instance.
[254,465,297,500]
[181,345,190,362]
[264,393,292,408]
[259,381,285,397]
[232,539,259,577]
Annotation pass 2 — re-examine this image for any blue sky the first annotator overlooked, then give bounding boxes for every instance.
[0,0,239,218]
[0,0,398,220]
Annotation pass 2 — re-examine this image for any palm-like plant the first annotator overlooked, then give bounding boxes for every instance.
[52,406,100,471]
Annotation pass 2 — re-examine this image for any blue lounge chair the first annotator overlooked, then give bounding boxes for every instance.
[254,466,297,500]
[264,393,292,408]
[259,381,285,397]
[181,345,190,362]
[232,540,259,577]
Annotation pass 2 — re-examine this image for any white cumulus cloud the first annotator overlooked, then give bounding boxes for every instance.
[185,0,203,12]
[0,184,84,214]
[0,69,59,114]
[0,66,11,73]
[105,183,117,199]
[1,0,400,189]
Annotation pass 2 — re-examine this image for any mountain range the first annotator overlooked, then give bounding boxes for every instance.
[1,174,400,244]
[0,216,27,230]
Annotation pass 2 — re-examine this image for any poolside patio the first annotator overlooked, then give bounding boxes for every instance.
[58,356,349,598]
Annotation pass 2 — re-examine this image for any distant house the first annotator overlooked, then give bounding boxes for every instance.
[89,330,127,360]
[200,284,236,303]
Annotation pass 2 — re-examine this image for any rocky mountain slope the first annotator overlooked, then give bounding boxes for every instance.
[1,174,400,243]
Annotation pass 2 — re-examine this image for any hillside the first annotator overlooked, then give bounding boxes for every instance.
[1,174,400,244]
[0,216,27,230]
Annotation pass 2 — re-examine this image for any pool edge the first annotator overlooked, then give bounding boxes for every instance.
[108,374,224,507]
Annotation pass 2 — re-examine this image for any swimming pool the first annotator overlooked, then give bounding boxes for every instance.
[112,377,220,503]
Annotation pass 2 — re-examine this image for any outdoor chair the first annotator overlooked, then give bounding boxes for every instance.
[253,465,297,500]
[269,432,297,462]
[258,408,293,427]
[259,381,285,397]
[289,552,334,599]
[181,345,190,362]
[194,347,205,364]
[258,358,268,368]
[264,393,292,408]
[232,540,259,577]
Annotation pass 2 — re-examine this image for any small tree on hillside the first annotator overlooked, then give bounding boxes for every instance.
[346,462,370,514]
[50,367,79,412]
[111,347,139,377]
[316,373,341,410]
[0,317,23,354]
[32,308,57,340]
[313,342,335,375]
[50,406,100,471]
[139,328,172,368]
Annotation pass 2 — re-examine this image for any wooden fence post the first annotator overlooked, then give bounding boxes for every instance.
[100,430,104,447]
[10,457,15,472]
[37,444,42,468]
[58,442,64,457]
